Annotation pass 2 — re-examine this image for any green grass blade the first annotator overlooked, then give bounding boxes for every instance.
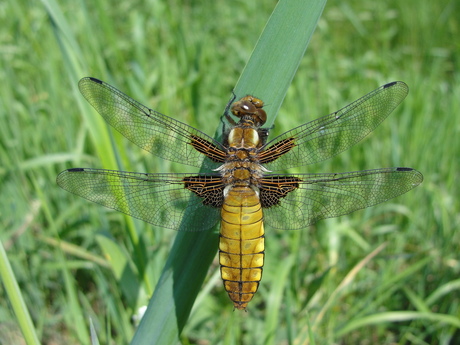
[0,241,41,345]
[32,175,92,344]
[233,0,327,127]
[40,0,119,171]
[264,255,295,345]
[336,311,460,337]
[425,279,460,307]
[132,1,327,344]
[313,243,387,329]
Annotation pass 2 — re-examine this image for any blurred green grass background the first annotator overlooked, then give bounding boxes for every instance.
[1,0,459,344]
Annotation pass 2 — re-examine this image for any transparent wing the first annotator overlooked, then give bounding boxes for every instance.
[260,82,409,171]
[79,77,225,169]
[263,167,423,230]
[56,168,221,231]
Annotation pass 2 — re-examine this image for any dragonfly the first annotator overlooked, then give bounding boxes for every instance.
[57,77,423,310]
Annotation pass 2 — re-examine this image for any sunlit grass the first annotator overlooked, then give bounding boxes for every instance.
[1,0,459,344]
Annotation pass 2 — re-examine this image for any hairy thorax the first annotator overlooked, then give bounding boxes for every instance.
[218,124,267,189]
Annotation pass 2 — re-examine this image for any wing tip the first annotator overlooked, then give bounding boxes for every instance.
[396,167,424,185]
[67,167,86,172]
[79,77,103,85]
[384,81,398,88]
[88,77,103,84]
[383,80,409,92]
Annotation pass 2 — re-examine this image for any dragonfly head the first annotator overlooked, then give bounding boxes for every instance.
[231,95,267,127]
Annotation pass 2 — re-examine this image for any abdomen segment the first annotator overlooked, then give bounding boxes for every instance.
[219,186,264,310]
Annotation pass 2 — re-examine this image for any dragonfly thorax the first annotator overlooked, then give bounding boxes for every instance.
[227,126,260,149]
[218,120,267,187]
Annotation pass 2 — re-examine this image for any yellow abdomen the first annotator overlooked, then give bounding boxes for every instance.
[219,186,264,310]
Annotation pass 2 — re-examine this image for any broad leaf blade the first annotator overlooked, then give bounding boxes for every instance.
[132,1,327,344]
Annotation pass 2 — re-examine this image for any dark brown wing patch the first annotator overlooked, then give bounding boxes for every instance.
[259,175,301,207]
[183,175,225,207]
[189,135,227,163]
[258,138,296,164]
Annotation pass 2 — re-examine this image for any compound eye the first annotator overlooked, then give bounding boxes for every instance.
[230,95,266,125]
[250,98,264,109]
[231,100,257,117]
[254,108,267,126]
